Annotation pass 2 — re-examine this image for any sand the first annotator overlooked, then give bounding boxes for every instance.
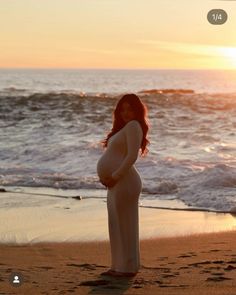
[1,188,236,294]
[1,189,236,243]
[1,230,236,295]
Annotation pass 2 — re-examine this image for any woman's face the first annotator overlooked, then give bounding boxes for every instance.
[120,102,135,123]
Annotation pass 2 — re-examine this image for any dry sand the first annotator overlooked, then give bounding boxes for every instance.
[1,230,236,295]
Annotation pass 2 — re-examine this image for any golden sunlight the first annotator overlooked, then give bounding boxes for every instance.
[219,47,236,67]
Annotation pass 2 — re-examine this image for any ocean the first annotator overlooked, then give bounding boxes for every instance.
[0,69,236,212]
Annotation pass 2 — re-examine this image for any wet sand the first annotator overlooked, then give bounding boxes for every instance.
[1,189,236,243]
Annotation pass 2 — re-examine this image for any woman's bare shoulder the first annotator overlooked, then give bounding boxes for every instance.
[125,120,141,128]
[125,120,143,134]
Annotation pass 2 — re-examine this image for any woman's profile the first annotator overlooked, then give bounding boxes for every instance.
[97,93,149,277]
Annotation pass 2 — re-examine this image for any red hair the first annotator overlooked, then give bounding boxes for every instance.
[101,94,150,156]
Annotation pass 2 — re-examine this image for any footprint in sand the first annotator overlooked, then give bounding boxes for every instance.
[178,252,197,258]
[227,259,236,264]
[224,265,236,271]
[200,270,211,274]
[158,283,189,288]
[206,276,232,282]
[212,260,224,264]
[66,263,81,268]
[66,263,106,270]
[161,274,177,278]
[188,261,212,268]
[211,272,225,276]
[178,254,193,258]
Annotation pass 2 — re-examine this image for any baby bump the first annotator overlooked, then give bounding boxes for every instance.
[97,151,124,181]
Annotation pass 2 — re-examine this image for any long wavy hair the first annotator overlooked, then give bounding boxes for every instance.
[101,93,150,156]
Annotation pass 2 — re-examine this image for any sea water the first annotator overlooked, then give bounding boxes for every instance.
[0,69,236,212]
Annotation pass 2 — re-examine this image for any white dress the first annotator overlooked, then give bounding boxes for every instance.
[97,120,143,273]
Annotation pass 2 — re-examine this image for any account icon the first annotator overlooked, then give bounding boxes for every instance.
[9,272,24,287]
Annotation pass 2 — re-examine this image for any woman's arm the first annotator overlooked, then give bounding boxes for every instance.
[112,120,143,181]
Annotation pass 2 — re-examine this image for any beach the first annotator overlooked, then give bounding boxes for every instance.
[0,69,236,294]
[0,231,236,294]
[1,188,236,294]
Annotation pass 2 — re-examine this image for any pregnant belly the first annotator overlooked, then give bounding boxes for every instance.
[97,151,124,181]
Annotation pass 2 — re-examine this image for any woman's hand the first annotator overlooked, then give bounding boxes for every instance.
[100,176,118,188]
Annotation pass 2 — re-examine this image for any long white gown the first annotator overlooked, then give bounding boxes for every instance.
[97,120,143,273]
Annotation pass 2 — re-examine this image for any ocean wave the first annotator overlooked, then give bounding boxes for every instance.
[1,89,236,114]
[138,88,195,94]
[196,164,236,189]
[145,180,179,194]
[2,86,28,92]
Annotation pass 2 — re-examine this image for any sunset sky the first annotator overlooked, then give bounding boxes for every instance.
[1,0,236,69]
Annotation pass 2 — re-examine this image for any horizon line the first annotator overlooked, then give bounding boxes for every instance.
[0,67,236,71]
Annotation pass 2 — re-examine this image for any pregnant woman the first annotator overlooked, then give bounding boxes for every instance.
[97,93,149,277]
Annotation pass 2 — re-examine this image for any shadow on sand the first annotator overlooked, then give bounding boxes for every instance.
[80,273,136,294]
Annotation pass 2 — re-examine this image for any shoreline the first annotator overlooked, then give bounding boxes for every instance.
[2,185,236,214]
[0,187,236,244]
[1,230,236,294]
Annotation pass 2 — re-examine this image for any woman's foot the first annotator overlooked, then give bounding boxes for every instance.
[100,269,116,276]
[112,271,137,277]
[101,269,137,277]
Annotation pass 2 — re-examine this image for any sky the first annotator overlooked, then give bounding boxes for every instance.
[1,0,236,69]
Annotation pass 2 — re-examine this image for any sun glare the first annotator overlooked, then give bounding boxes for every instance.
[219,47,236,67]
